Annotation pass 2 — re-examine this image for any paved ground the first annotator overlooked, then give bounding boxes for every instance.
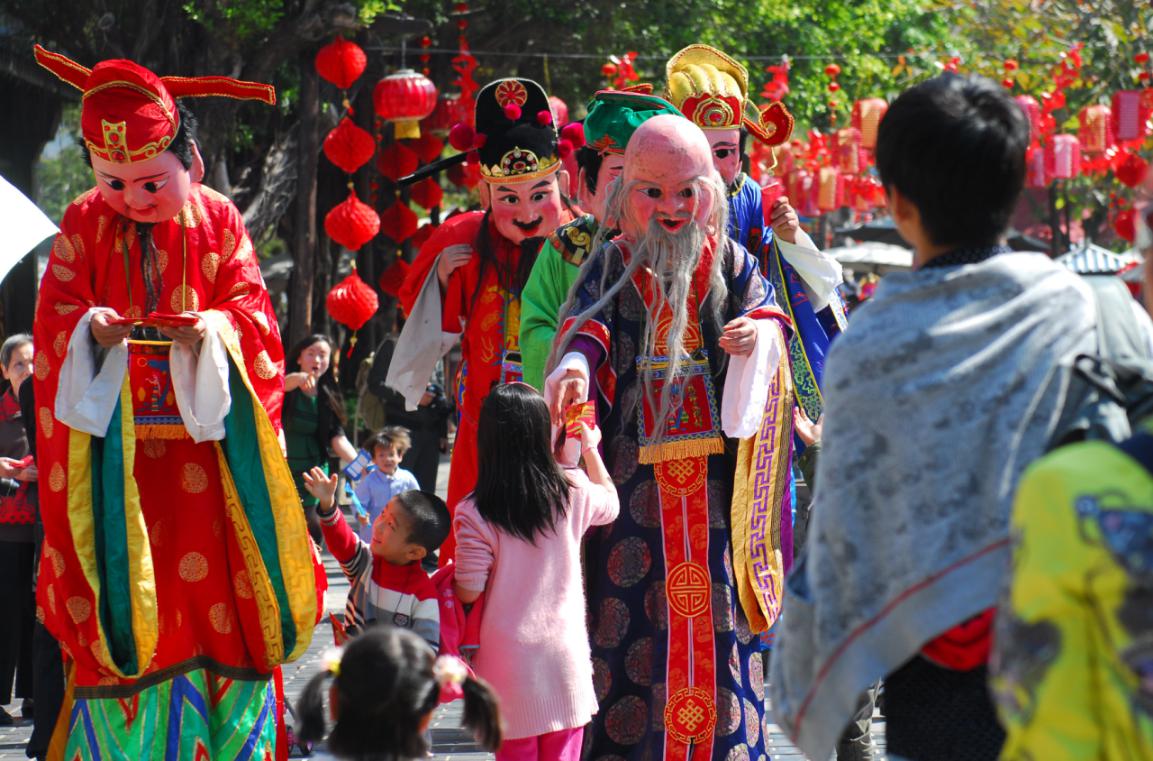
[0,455,886,760]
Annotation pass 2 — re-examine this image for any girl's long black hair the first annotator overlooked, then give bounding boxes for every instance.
[470,382,570,543]
[295,628,501,760]
[283,333,346,426]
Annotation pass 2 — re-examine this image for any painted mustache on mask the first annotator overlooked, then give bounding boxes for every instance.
[513,217,543,231]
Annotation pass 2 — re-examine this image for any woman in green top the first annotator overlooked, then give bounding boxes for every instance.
[283,334,357,543]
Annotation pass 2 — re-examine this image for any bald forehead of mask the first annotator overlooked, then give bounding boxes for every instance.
[623,115,716,187]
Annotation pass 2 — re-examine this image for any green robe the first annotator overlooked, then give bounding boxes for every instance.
[519,213,600,390]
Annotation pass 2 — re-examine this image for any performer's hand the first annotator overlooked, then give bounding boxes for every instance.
[160,313,207,346]
[302,466,339,511]
[551,372,588,426]
[719,317,757,356]
[793,408,824,446]
[89,308,133,348]
[0,458,21,479]
[770,196,800,245]
[285,372,318,395]
[15,463,37,482]
[437,244,474,289]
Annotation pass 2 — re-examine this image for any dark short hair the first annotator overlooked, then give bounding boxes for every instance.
[364,426,412,456]
[875,74,1029,248]
[80,100,199,171]
[395,490,450,554]
[576,146,605,196]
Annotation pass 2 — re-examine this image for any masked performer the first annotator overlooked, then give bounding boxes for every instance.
[32,46,317,758]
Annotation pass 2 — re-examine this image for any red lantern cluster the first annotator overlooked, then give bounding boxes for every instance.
[325,190,380,251]
[315,37,367,90]
[375,70,439,140]
[324,118,375,174]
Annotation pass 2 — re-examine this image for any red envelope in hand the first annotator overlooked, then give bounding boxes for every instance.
[564,400,597,438]
[145,312,199,328]
[15,456,33,469]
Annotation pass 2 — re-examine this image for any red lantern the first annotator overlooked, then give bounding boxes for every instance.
[817,166,844,212]
[315,37,367,90]
[824,63,842,78]
[1025,145,1049,188]
[1113,90,1150,142]
[325,190,380,250]
[380,201,419,243]
[549,96,570,127]
[374,70,438,140]
[850,99,887,150]
[376,142,420,182]
[1115,208,1137,242]
[1045,134,1082,179]
[835,128,862,173]
[1015,95,1043,143]
[424,93,466,135]
[409,178,444,210]
[326,269,379,332]
[1077,105,1113,154]
[378,258,411,298]
[408,133,445,164]
[447,160,481,189]
[1115,150,1150,188]
[323,117,375,174]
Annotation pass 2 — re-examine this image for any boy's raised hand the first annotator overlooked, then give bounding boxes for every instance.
[302,467,339,511]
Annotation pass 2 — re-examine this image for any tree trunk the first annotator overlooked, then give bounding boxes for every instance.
[288,58,320,349]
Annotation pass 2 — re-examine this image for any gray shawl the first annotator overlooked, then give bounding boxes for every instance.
[769,253,1095,758]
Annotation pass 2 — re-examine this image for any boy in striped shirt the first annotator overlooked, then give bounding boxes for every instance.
[304,467,448,650]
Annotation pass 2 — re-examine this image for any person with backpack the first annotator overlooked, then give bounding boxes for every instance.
[769,74,1097,761]
[990,202,1153,759]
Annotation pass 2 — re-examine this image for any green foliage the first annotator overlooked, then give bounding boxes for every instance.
[181,0,285,40]
[35,106,91,225]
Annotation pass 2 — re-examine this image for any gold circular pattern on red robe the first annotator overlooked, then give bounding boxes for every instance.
[664,687,717,744]
[66,596,92,624]
[234,570,253,600]
[666,561,711,618]
[178,552,209,582]
[140,439,167,459]
[51,264,74,283]
[155,248,169,274]
[39,407,54,439]
[253,350,278,380]
[209,603,234,634]
[182,463,209,494]
[53,235,76,264]
[171,285,200,313]
[48,462,65,492]
[178,199,203,228]
[653,457,707,498]
[202,253,221,283]
[149,518,165,548]
[251,311,271,335]
[228,282,251,300]
[54,303,79,316]
[46,584,56,615]
[222,229,237,261]
[34,351,50,381]
[53,331,67,358]
[96,215,109,244]
[44,545,65,577]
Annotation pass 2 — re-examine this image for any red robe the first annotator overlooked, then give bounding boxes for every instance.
[400,211,572,562]
[34,185,314,747]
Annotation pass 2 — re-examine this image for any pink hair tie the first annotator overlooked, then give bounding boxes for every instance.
[433,655,469,702]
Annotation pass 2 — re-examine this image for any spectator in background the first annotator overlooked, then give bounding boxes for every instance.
[284,334,358,543]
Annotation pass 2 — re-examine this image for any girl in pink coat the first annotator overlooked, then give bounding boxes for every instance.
[454,383,619,761]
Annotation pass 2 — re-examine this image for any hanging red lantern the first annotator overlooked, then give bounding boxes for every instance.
[1115,208,1137,242]
[380,200,420,243]
[1045,134,1082,179]
[834,128,862,173]
[323,117,376,174]
[423,93,466,135]
[1025,145,1049,188]
[326,268,379,333]
[824,63,842,78]
[315,37,367,90]
[1015,95,1043,143]
[1115,150,1150,188]
[376,142,420,182]
[817,166,844,212]
[1077,104,1113,154]
[378,258,411,298]
[1113,90,1150,141]
[374,70,438,140]
[325,190,380,250]
[409,178,444,210]
[408,133,445,165]
[850,99,887,150]
[412,222,436,251]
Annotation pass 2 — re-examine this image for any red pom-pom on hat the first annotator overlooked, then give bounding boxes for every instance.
[504,103,522,121]
[561,121,586,149]
[536,109,553,126]
[448,122,475,151]
[474,133,487,148]
[558,140,574,159]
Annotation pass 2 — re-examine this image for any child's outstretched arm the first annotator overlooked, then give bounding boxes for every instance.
[302,467,338,511]
[579,423,612,490]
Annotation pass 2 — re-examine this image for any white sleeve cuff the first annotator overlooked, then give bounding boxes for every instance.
[170,312,231,443]
[776,231,843,311]
[721,320,782,439]
[54,308,129,437]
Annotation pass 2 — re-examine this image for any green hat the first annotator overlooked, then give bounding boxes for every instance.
[583,89,684,156]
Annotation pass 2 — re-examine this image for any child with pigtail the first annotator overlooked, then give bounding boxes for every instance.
[295,627,501,760]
